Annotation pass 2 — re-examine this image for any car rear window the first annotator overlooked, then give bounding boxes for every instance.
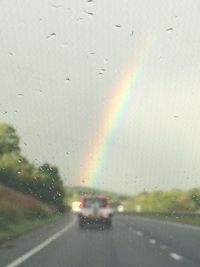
[83,198,107,208]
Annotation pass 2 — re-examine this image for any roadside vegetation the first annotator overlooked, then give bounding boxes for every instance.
[0,123,65,212]
[124,189,200,212]
[123,189,200,226]
[0,123,65,242]
[0,184,58,243]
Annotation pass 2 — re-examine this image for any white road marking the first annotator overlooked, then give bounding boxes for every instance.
[4,218,76,267]
[160,244,168,250]
[149,239,156,244]
[136,231,143,236]
[170,252,183,261]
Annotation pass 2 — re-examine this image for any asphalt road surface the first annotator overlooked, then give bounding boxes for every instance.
[0,214,200,267]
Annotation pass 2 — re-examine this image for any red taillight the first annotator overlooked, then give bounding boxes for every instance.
[80,198,84,208]
[104,202,109,208]
[80,199,87,208]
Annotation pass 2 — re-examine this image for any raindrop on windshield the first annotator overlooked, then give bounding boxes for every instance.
[166,27,173,32]
[85,11,94,16]
[51,4,62,8]
[47,33,56,39]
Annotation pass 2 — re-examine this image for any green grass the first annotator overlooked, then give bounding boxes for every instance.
[0,184,61,244]
[0,215,61,244]
[125,212,200,227]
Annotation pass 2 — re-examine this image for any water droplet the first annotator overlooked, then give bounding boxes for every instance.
[51,4,62,8]
[84,11,94,16]
[166,27,173,32]
[47,33,56,39]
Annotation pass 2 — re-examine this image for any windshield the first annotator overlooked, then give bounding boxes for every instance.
[0,1,200,267]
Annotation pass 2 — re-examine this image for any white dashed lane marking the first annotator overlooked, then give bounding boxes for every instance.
[136,231,143,236]
[119,221,185,263]
[149,239,156,244]
[170,252,183,261]
[160,244,168,250]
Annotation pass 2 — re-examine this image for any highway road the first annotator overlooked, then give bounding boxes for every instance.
[0,214,200,267]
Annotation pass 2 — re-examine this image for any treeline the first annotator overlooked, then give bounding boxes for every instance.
[124,189,200,212]
[65,186,128,207]
[0,123,65,212]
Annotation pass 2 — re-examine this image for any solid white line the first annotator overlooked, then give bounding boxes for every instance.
[170,252,183,261]
[149,239,156,244]
[4,218,76,267]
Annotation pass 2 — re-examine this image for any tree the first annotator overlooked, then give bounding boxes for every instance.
[39,164,65,210]
[189,189,200,210]
[0,123,20,155]
[0,123,65,211]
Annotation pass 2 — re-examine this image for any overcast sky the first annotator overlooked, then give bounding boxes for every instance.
[0,0,200,195]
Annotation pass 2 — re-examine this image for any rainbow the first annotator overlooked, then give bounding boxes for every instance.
[80,33,155,187]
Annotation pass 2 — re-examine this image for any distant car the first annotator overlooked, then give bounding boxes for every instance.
[71,201,81,214]
[117,205,124,213]
[78,196,113,229]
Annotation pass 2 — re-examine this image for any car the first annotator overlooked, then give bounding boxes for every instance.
[117,204,124,213]
[78,196,113,229]
[71,201,81,214]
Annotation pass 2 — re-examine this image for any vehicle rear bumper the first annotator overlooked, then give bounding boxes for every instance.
[79,215,111,225]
